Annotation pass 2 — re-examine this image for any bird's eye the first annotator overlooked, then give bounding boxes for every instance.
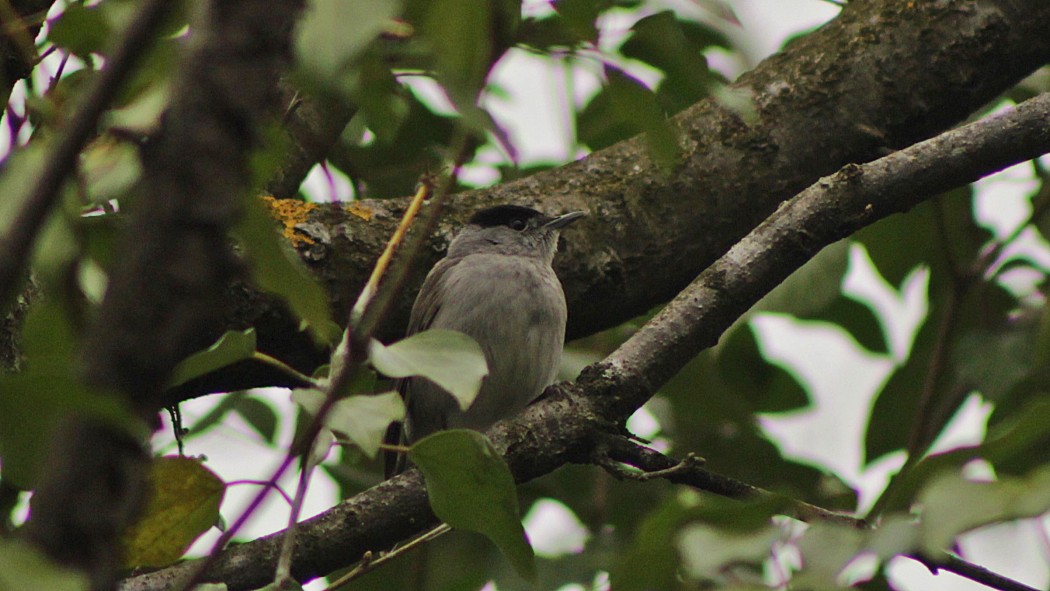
[509,218,527,231]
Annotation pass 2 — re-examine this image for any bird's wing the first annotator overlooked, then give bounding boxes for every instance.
[405,256,459,336]
[384,256,459,477]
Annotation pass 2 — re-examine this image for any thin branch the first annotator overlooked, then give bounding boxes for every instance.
[349,130,473,352]
[324,524,452,590]
[226,480,295,507]
[916,552,1041,591]
[274,463,313,585]
[595,434,867,529]
[251,352,319,387]
[350,181,431,323]
[0,0,174,309]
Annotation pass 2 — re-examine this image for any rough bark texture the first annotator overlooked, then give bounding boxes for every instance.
[185,0,1050,398]
[19,2,306,589]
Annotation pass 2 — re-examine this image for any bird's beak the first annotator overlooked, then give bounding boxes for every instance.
[543,211,586,230]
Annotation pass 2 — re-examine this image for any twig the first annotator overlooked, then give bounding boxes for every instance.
[323,524,452,590]
[174,453,300,591]
[0,0,174,309]
[225,480,294,507]
[916,552,1041,591]
[595,433,868,529]
[350,131,473,351]
[350,180,431,324]
[257,134,472,590]
[252,351,320,387]
[274,462,314,585]
[46,51,72,95]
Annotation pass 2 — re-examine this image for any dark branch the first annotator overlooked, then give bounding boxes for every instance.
[594,433,867,528]
[916,552,1041,591]
[21,2,306,589]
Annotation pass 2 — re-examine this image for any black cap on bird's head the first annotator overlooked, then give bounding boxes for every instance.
[468,204,586,232]
[449,204,586,259]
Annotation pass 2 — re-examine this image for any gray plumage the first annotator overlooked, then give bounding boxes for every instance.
[396,205,584,450]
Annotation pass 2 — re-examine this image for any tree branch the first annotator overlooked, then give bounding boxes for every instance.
[593,434,866,529]
[119,86,1050,591]
[916,552,1042,591]
[21,2,306,589]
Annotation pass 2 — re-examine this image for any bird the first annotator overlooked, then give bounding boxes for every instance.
[386,204,584,475]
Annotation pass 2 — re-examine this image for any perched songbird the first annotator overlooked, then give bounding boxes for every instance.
[387,204,584,474]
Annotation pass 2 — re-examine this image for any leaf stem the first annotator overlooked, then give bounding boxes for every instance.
[252,351,320,387]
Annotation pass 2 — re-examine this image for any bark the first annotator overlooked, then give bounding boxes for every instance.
[19,2,306,589]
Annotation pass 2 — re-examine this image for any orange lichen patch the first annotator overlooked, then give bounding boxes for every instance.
[261,195,318,246]
[345,201,374,221]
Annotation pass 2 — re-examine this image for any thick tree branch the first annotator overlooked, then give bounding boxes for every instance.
[119,87,1050,591]
[21,2,305,589]
[168,0,1050,398]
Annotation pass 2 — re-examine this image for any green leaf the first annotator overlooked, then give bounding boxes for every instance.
[186,391,247,436]
[0,540,89,591]
[122,456,226,568]
[410,430,535,581]
[659,344,857,511]
[0,142,48,240]
[677,521,782,582]
[293,389,405,459]
[232,395,279,444]
[857,191,1017,465]
[418,0,492,104]
[0,302,138,488]
[792,522,865,589]
[47,3,112,59]
[620,11,720,114]
[168,329,257,388]
[233,198,338,346]
[578,66,680,169]
[552,0,601,43]
[368,330,488,411]
[612,492,698,591]
[870,399,1050,514]
[918,467,1050,554]
[80,139,142,203]
[615,493,788,590]
[717,325,809,413]
[295,0,403,81]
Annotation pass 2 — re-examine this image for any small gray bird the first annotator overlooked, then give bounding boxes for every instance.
[387,204,584,474]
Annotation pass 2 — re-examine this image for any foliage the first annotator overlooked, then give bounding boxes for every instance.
[0,0,1049,590]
